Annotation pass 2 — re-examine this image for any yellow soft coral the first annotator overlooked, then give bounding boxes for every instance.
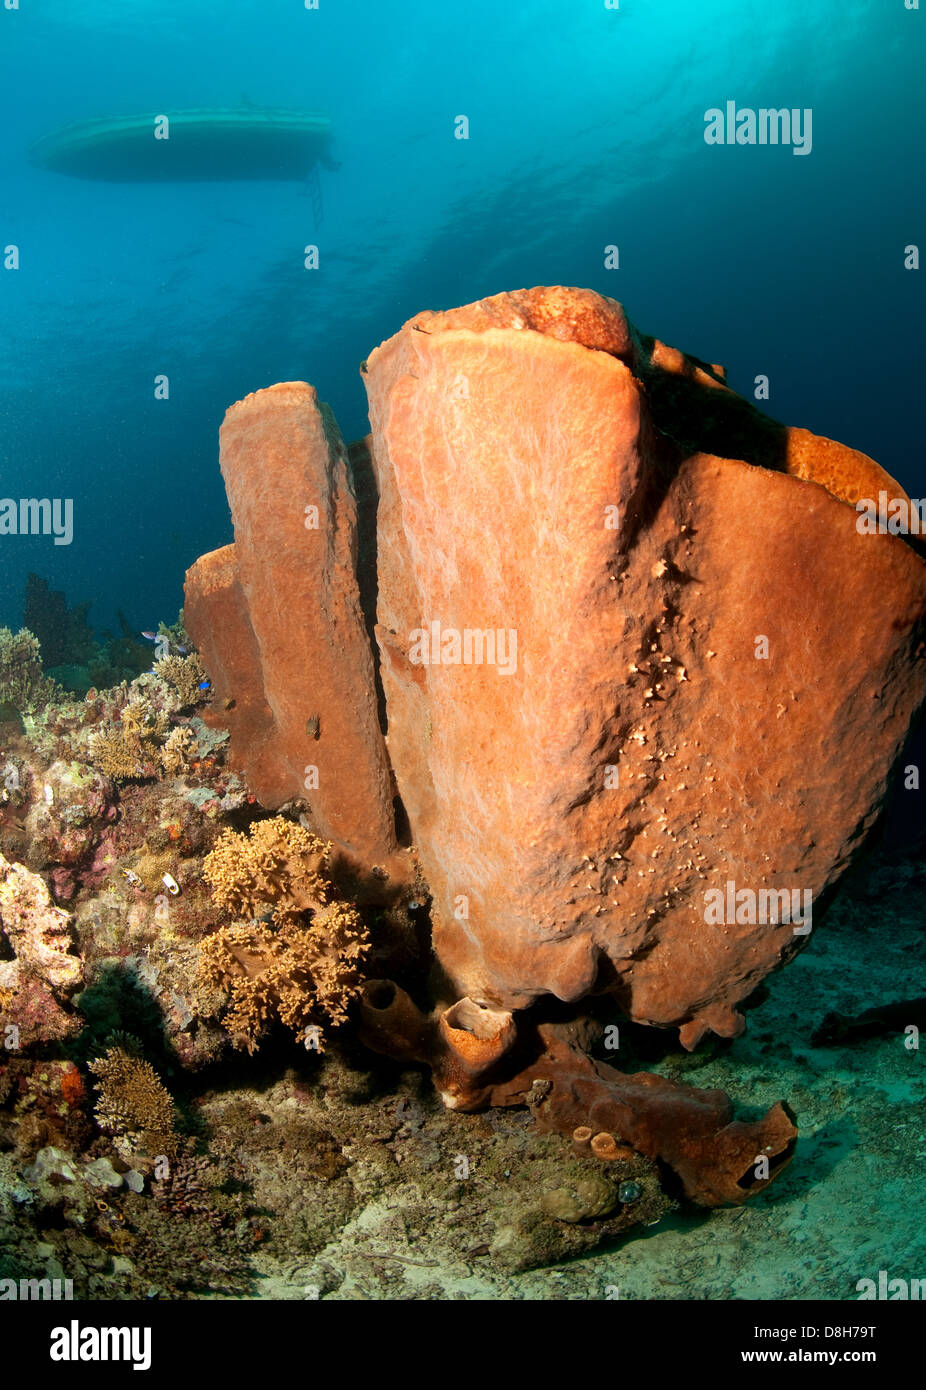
[198,818,369,1052]
[160,725,195,776]
[202,817,331,927]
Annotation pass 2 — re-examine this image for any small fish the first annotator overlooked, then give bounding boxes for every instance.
[177,645,189,655]
[199,680,211,691]
[140,631,157,641]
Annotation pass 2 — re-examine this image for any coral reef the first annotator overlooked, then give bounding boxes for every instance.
[19,578,193,695]
[81,655,211,783]
[198,818,370,1051]
[0,627,62,712]
[1,290,923,1298]
[22,759,116,901]
[0,823,921,1297]
[0,852,83,1044]
[93,612,157,688]
[0,1059,91,1162]
[88,1037,177,1162]
[88,700,169,781]
[86,694,204,783]
[160,725,196,776]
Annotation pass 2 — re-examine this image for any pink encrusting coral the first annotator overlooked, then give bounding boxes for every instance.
[0,851,83,1044]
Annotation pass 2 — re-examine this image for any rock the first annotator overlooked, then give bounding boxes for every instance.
[123,1169,145,1193]
[363,286,926,1044]
[541,1173,619,1223]
[0,853,83,1044]
[23,1146,78,1184]
[184,383,403,876]
[83,1156,123,1189]
[23,760,114,888]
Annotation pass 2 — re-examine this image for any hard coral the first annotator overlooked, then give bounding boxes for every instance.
[23,760,114,882]
[88,699,168,781]
[153,653,209,710]
[0,627,63,712]
[198,818,369,1052]
[88,1037,177,1161]
[160,725,196,777]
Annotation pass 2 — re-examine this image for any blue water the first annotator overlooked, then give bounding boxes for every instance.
[0,0,923,631]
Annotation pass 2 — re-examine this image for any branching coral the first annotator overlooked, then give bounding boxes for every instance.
[85,672,207,783]
[88,1036,177,1161]
[0,627,63,712]
[153,653,209,710]
[120,698,169,743]
[160,725,196,777]
[88,699,168,781]
[198,818,369,1052]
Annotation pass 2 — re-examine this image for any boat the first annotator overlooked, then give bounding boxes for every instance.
[29,106,335,181]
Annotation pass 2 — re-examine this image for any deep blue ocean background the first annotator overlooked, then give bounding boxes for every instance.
[0,0,923,632]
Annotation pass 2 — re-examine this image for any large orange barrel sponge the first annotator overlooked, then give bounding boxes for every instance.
[183,288,926,1204]
[362,287,926,1047]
